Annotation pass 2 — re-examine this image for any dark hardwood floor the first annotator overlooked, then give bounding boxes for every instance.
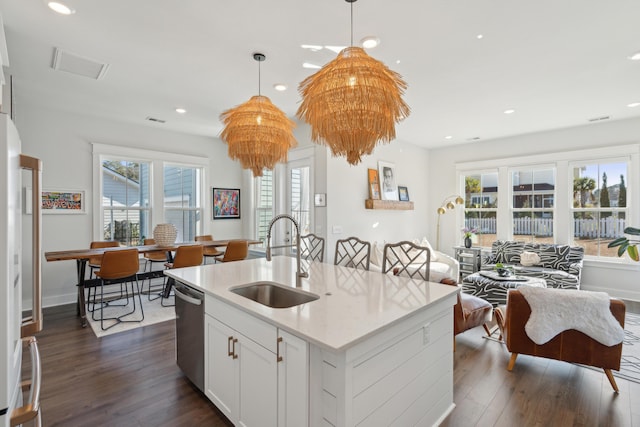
[25,302,640,426]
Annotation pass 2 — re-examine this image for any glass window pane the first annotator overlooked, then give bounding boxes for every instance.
[464,211,496,248]
[165,209,200,243]
[291,166,310,235]
[102,209,148,246]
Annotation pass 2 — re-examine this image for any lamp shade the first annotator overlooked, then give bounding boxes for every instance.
[296,46,410,165]
[220,95,297,177]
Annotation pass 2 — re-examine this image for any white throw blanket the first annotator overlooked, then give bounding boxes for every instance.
[518,287,625,346]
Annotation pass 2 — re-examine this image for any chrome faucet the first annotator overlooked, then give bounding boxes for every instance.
[266,214,309,284]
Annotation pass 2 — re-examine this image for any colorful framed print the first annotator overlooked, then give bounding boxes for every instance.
[213,188,240,219]
[41,189,86,214]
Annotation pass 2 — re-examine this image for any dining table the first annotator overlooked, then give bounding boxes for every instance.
[45,239,262,327]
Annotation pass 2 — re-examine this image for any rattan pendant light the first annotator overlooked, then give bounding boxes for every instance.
[296,0,410,165]
[220,53,297,177]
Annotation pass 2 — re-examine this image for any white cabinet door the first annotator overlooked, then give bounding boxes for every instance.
[278,330,309,427]
[237,336,278,427]
[205,314,237,421]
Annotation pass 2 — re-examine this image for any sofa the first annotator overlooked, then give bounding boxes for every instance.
[368,237,460,282]
[480,240,584,290]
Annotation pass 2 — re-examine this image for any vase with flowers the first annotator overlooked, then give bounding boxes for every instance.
[462,227,478,248]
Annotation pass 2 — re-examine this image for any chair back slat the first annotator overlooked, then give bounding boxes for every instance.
[300,234,325,262]
[382,241,430,281]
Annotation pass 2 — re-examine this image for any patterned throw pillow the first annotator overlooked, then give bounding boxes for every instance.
[538,245,571,270]
[491,240,524,264]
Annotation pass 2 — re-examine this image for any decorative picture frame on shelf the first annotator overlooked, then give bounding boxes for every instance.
[41,189,86,214]
[367,168,381,200]
[398,186,410,201]
[213,188,240,219]
[378,161,398,201]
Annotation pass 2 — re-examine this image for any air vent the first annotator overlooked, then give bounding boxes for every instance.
[52,48,109,80]
[145,116,166,124]
[588,115,611,122]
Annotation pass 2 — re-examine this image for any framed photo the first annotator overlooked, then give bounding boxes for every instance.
[41,189,86,214]
[378,161,398,201]
[213,188,240,219]
[367,168,381,200]
[398,186,410,201]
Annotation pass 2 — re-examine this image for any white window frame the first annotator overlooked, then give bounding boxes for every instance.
[456,144,639,264]
[509,165,557,243]
[92,143,208,243]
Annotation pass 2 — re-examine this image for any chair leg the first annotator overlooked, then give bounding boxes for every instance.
[507,353,518,371]
[482,323,492,337]
[604,369,619,393]
[161,277,175,307]
[453,336,456,352]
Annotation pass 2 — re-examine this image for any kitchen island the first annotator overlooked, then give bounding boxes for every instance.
[165,256,459,427]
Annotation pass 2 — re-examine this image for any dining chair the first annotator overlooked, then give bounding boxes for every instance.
[218,240,249,263]
[300,233,325,262]
[334,237,371,270]
[86,240,121,313]
[92,248,144,331]
[162,245,204,306]
[142,238,168,301]
[382,240,430,280]
[195,235,224,264]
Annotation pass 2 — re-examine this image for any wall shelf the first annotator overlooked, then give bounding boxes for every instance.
[365,199,414,210]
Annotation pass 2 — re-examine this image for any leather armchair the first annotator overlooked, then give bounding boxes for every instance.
[440,278,493,350]
[504,289,625,392]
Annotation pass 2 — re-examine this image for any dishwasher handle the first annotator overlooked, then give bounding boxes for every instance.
[174,286,203,306]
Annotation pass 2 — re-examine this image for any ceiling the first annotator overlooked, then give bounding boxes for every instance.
[1,0,640,149]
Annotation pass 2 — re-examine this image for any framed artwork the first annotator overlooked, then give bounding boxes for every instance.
[367,168,381,200]
[398,186,410,201]
[41,189,86,214]
[213,188,241,219]
[378,161,398,201]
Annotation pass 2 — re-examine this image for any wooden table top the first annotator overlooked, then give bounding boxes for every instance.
[45,239,262,262]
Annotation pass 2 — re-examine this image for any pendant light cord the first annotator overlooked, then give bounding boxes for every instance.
[350,1,354,47]
[258,59,261,96]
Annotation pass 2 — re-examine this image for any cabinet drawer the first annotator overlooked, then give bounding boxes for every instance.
[206,295,277,353]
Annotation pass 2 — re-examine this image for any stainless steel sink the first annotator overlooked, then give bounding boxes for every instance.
[229,282,319,308]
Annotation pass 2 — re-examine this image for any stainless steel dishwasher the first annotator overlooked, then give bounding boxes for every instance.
[174,282,204,392]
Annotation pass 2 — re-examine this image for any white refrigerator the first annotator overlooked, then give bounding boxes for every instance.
[0,113,43,427]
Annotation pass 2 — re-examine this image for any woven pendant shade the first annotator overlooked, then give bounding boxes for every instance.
[219,53,297,177]
[296,46,410,165]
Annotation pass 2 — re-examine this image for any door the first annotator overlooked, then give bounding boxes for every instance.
[287,159,313,254]
[205,315,237,420]
[237,336,278,427]
[277,330,309,427]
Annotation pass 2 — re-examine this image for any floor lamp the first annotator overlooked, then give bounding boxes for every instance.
[436,195,464,251]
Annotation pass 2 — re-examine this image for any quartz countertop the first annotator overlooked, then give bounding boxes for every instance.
[164,256,459,351]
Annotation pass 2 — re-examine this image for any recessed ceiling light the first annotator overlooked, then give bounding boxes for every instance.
[47,1,75,15]
[302,62,321,69]
[396,60,401,64]
[504,109,515,114]
[476,34,484,39]
[361,36,380,49]
[628,52,640,61]
[301,44,323,52]
[175,108,187,114]
[445,135,453,140]
[273,84,287,91]
[628,102,640,108]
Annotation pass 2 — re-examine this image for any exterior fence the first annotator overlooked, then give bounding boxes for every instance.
[465,217,626,238]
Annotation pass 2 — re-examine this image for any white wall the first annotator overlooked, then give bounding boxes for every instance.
[325,140,430,263]
[17,104,243,307]
[428,116,640,301]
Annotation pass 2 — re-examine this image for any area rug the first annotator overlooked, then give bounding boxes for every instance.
[87,293,176,338]
[617,312,640,384]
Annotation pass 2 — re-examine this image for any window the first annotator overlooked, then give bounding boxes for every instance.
[571,161,628,257]
[511,168,555,244]
[255,169,274,249]
[101,159,150,246]
[163,165,202,242]
[94,144,208,246]
[464,172,498,247]
[290,165,311,236]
